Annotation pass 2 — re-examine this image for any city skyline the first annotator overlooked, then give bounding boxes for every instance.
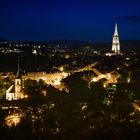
[0,0,140,42]
[1,1,140,138]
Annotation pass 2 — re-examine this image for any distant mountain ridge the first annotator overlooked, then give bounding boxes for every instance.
[0,39,140,49]
[24,40,140,49]
[45,40,93,47]
[29,39,140,49]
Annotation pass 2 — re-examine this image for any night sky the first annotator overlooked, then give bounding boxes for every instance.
[0,0,140,42]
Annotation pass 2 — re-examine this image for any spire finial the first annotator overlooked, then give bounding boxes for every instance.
[114,23,118,36]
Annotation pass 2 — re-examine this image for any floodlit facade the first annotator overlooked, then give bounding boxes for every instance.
[112,24,120,55]
[6,78,23,101]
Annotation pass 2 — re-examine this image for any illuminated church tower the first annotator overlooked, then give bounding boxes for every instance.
[14,57,22,100]
[6,57,23,100]
[112,24,120,55]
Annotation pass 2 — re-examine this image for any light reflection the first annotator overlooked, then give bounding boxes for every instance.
[5,113,21,127]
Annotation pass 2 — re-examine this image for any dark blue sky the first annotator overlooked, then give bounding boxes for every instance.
[0,0,140,42]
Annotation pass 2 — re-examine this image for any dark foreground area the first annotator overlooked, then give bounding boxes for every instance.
[0,71,140,140]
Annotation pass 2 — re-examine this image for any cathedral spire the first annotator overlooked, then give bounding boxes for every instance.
[114,23,118,36]
[112,23,120,55]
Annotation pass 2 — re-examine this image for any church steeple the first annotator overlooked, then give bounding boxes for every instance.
[15,55,22,100]
[16,56,21,78]
[6,55,24,101]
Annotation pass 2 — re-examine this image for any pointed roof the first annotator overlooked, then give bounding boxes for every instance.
[114,23,119,36]
[16,56,21,78]
[6,85,14,93]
